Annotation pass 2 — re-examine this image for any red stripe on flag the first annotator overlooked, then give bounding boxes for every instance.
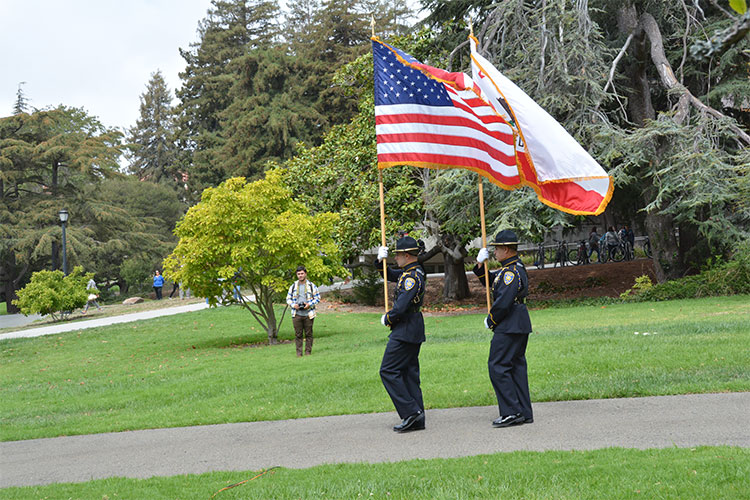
[377,133,516,165]
[378,152,522,185]
[375,114,514,145]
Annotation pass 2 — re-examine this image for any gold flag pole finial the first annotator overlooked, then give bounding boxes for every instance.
[371,14,376,38]
[469,17,474,38]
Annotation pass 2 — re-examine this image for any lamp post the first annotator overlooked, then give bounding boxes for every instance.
[58,209,69,276]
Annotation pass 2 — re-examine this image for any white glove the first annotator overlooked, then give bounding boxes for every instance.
[484,317,491,329]
[377,246,388,261]
[381,314,387,326]
[477,248,490,263]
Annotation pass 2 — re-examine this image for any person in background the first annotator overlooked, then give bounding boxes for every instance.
[604,226,620,260]
[82,278,102,314]
[286,265,320,357]
[169,281,180,299]
[153,270,164,300]
[588,228,601,262]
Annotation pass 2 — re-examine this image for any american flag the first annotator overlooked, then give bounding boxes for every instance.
[373,38,522,188]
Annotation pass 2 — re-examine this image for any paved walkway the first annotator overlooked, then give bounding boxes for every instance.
[2,392,748,487]
[0,302,210,341]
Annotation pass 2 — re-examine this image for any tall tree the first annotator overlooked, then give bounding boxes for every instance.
[127,71,178,189]
[0,107,122,312]
[422,0,749,281]
[174,0,281,199]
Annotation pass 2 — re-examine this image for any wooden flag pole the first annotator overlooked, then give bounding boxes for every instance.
[478,177,492,312]
[378,169,389,312]
[373,16,388,312]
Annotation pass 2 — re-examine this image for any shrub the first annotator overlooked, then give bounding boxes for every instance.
[13,267,92,320]
[623,244,750,302]
[352,269,383,306]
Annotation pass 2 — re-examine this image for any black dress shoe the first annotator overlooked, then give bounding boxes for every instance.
[492,413,524,428]
[524,416,534,424]
[393,410,424,432]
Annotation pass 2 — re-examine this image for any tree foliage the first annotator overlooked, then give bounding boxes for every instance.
[13,266,91,320]
[127,71,180,191]
[164,171,346,343]
[0,107,122,312]
[419,0,750,281]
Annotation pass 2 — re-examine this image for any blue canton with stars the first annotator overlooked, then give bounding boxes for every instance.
[373,40,452,107]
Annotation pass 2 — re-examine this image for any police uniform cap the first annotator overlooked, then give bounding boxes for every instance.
[489,229,519,246]
[394,236,420,253]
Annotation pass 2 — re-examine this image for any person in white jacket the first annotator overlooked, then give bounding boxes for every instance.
[286,266,320,357]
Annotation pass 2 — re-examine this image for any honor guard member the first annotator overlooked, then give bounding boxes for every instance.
[474,230,533,427]
[376,236,427,432]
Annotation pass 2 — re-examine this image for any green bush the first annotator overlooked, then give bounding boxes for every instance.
[624,245,750,302]
[13,266,92,320]
[352,269,383,306]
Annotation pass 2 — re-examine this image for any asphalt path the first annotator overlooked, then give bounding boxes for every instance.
[2,392,748,487]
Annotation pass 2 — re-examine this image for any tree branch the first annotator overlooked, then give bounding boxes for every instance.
[448,40,469,72]
[640,12,750,146]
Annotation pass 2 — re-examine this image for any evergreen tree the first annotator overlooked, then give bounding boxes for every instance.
[421,0,749,281]
[127,71,178,188]
[0,107,122,312]
[13,82,29,115]
[174,0,281,199]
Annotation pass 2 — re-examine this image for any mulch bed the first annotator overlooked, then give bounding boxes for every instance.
[320,259,656,315]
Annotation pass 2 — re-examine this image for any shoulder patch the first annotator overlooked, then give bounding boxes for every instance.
[404,277,416,290]
[503,271,515,285]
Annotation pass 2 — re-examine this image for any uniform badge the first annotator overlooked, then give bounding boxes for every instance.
[503,271,515,285]
[404,277,416,290]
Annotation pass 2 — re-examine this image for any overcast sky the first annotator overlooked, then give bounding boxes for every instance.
[2,1,423,134]
[1,0,214,131]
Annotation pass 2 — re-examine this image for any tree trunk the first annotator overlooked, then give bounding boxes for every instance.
[118,279,129,296]
[51,241,59,271]
[442,252,470,300]
[644,212,681,282]
[264,295,278,344]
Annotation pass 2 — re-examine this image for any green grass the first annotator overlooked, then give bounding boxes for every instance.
[0,301,6,315]
[2,446,747,499]
[1,296,748,441]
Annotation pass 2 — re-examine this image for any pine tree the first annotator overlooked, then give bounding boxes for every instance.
[12,82,29,115]
[174,0,281,199]
[127,71,177,187]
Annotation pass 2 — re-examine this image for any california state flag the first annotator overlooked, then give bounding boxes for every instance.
[469,36,613,215]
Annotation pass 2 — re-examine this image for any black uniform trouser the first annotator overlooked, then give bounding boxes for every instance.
[380,338,424,419]
[488,331,532,419]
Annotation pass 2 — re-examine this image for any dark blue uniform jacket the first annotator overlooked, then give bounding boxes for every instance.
[473,256,531,334]
[381,261,426,344]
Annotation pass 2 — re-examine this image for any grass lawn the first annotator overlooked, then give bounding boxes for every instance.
[1,295,748,441]
[0,301,6,315]
[2,446,747,499]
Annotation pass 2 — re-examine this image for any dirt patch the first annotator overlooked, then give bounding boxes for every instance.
[320,259,655,314]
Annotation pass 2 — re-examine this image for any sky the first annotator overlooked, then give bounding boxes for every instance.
[1,0,215,132]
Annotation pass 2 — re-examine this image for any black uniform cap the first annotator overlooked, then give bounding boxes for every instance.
[394,236,420,254]
[489,229,519,246]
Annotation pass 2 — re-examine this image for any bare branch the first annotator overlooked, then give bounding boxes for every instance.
[640,12,750,146]
[709,0,737,20]
[448,40,469,72]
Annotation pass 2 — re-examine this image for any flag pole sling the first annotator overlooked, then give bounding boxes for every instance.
[478,177,491,312]
[378,169,389,311]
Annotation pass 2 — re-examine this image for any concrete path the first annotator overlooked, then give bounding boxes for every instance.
[0,313,42,329]
[0,302,210,341]
[2,392,748,487]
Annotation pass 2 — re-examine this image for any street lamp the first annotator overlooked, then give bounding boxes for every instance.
[58,209,69,276]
